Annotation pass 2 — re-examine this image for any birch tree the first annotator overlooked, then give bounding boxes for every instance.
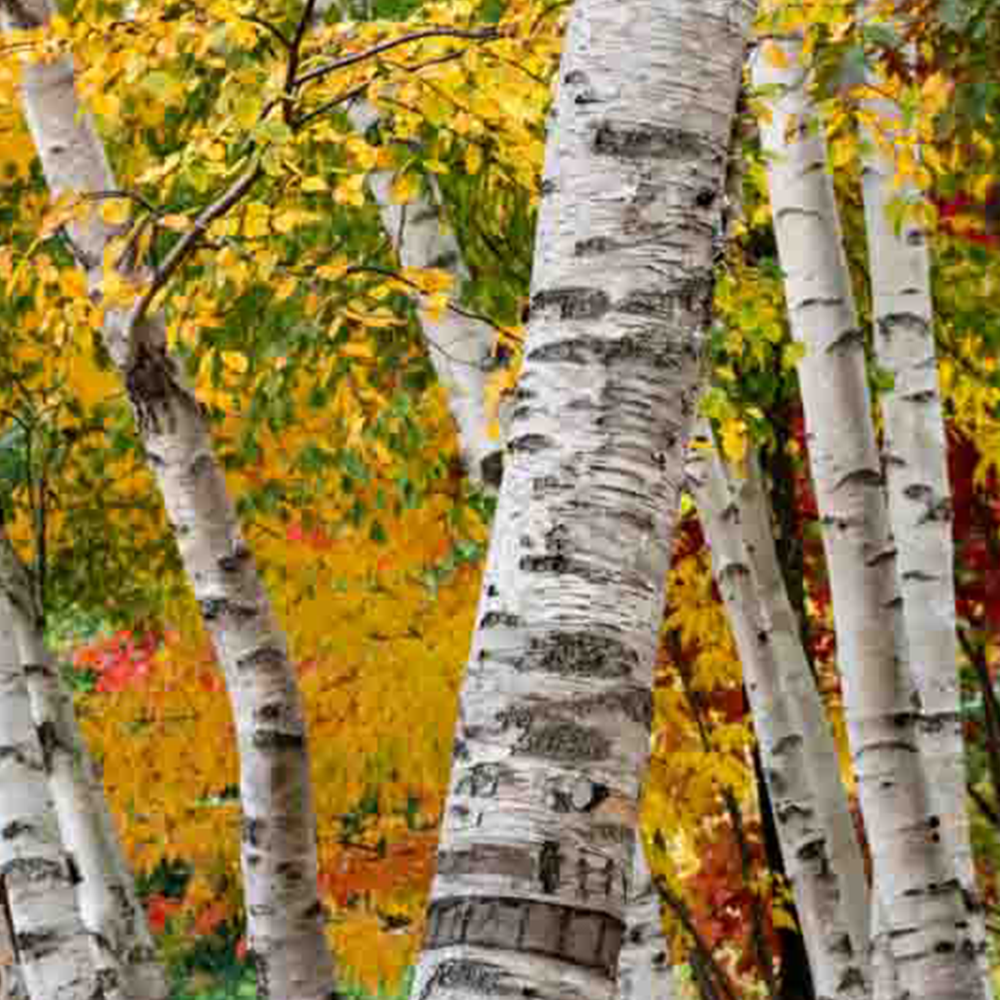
[410,0,750,997]
[0,530,168,1000]
[858,42,984,966]
[0,600,99,1000]
[686,427,869,999]
[0,0,337,994]
[752,37,985,1000]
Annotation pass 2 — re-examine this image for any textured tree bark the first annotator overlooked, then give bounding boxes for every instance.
[0,2,337,996]
[0,532,168,1000]
[753,40,985,1000]
[686,429,869,1000]
[347,100,505,488]
[859,67,988,985]
[0,880,27,1000]
[0,601,99,1000]
[410,1,750,997]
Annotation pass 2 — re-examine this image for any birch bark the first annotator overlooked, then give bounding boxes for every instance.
[410,1,750,997]
[0,532,167,1000]
[753,40,984,1000]
[0,601,98,1000]
[0,1,337,995]
[686,429,869,1000]
[859,71,986,975]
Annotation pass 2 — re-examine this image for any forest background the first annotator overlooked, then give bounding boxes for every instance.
[1,0,1000,996]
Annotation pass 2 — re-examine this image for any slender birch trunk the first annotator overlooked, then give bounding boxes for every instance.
[0,2,337,995]
[0,532,168,1000]
[0,600,99,1000]
[347,100,505,488]
[686,428,870,1000]
[410,1,749,997]
[753,41,984,1000]
[859,69,986,977]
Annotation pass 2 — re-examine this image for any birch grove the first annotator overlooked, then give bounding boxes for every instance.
[753,37,986,1000]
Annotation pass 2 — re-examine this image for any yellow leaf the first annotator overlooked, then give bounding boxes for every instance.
[763,40,790,69]
[302,176,329,192]
[100,199,131,225]
[465,144,483,175]
[390,172,419,205]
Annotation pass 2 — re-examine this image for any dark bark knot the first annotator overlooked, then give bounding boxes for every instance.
[125,341,185,435]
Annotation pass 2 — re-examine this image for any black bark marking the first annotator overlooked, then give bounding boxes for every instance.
[218,545,252,573]
[15,929,61,960]
[125,341,189,435]
[236,646,286,672]
[592,123,712,161]
[531,288,611,321]
[523,632,637,679]
[35,720,58,773]
[481,451,505,488]
[507,434,554,455]
[480,611,520,630]
[454,762,508,798]
[252,729,305,750]
[1,857,68,884]
[438,845,535,882]
[198,597,257,622]
[0,821,33,840]
[242,817,266,847]
[574,236,620,256]
[538,841,561,894]
[516,720,611,762]
[419,958,506,1000]
[425,897,623,975]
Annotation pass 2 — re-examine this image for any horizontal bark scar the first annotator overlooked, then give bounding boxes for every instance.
[592,122,713,161]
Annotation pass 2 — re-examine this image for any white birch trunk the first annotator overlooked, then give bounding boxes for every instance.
[347,100,505,488]
[0,879,27,1000]
[410,1,749,997]
[0,533,168,1000]
[0,2,337,995]
[859,73,987,980]
[0,601,99,1000]
[753,41,984,1000]
[686,429,870,1000]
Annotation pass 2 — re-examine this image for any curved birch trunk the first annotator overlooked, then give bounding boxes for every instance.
[0,2,337,995]
[0,533,167,1000]
[0,602,98,1000]
[753,41,984,1000]
[858,69,987,981]
[686,429,869,1000]
[347,100,505,488]
[411,1,749,997]
[619,840,674,1000]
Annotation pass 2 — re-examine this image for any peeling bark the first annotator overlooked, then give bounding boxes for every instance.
[753,40,985,1000]
[0,0,337,995]
[412,0,750,997]
[0,532,167,1000]
[687,429,869,1000]
[0,601,99,1000]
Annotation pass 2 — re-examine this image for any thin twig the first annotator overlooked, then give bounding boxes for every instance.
[294,26,499,90]
[125,163,262,342]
